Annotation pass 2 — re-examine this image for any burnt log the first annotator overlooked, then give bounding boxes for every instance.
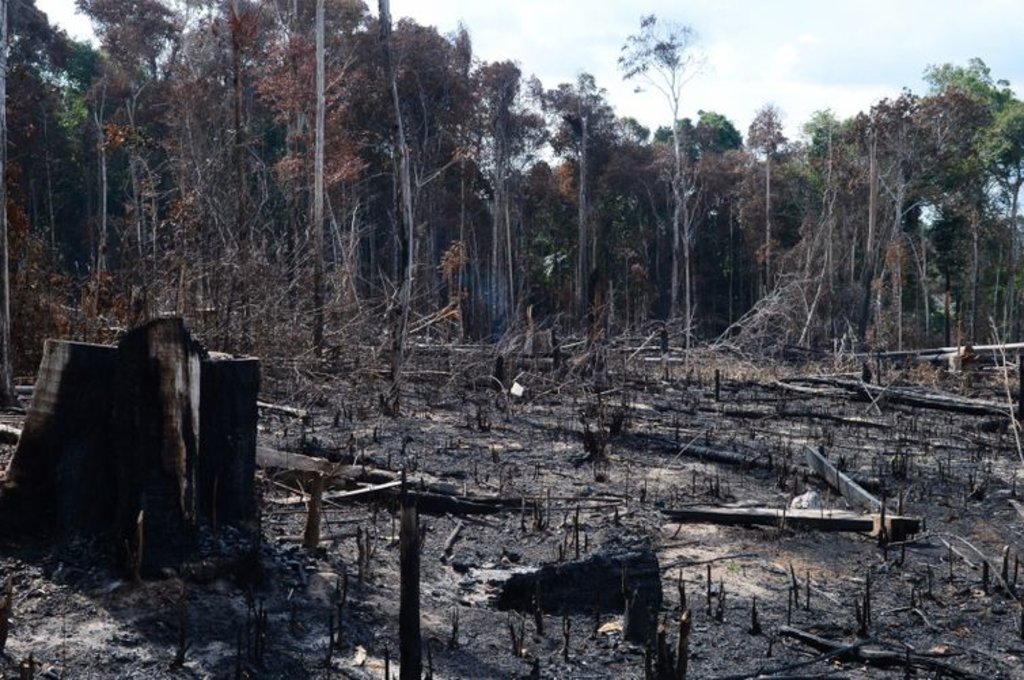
[495,542,661,644]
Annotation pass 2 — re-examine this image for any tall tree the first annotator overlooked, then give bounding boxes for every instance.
[379,0,415,415]
[747,104,787,293]
[544,74,616,324]
[984,99,1024,336]
[620,14,703,342]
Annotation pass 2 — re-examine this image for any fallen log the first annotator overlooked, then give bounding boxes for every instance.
[257,446,522,515]
[777,625,984,679]
[256,446,395,486]
[804,446,881,512]
[495,541,661,644]
[662,505,919,541]
[257,401,309,422]
[782,376,1009,417]
[629,432,883,493]
[871,341,1024,361]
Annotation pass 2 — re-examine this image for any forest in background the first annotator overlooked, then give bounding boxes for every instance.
[2,0,1023,377]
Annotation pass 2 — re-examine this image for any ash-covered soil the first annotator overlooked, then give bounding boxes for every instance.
[0,347,1022,679]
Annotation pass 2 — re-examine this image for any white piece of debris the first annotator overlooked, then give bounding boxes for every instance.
[790,490,822,510]
[510,381,525,398]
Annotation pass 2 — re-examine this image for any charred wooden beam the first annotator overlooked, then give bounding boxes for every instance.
[804,446,881,512]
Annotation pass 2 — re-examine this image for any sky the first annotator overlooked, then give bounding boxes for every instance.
[34,0,1024,141]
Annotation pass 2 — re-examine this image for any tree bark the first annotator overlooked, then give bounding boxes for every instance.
[577,114,589,323]
[764,154,771,292]
[0,0,12,408]
[312,0,326,356]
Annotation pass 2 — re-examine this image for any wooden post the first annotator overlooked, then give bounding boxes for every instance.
[303,473,324,549]
[399,491,422,680]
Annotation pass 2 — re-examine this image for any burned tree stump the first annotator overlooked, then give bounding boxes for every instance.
[495,542,661,644]
[0,318,259,572]
[0,340,118,536]
[115,318,204,570]
[199,353,259,526]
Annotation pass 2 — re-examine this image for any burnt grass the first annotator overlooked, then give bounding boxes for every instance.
[1,346,1024,678]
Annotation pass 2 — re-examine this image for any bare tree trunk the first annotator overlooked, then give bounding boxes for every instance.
[380,0,414,411]
[1007,183,1022,338]
[0,0,12,407]
[312,0,325,356]
[857,133,878,342]
[682,191,691,350]
[576,114,589,322]
[94,84,108,275]
[229,0,249,349]
[970,209,979,340]
[764,155,771,292]
[670,123,681,324]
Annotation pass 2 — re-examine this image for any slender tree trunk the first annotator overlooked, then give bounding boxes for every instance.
[970,209,979,340]
[1007,182,1021,338]
[577,114,589,322]
[857,133,878,342]
[0,0,12,407]
[229,0,249,350]
[380,0,414,411]
[94,85,108,275]
[312,0,325,356]
[669,125,681,323]
[505,189,515,319]
[764,155,771,293]
[682,189,692,350]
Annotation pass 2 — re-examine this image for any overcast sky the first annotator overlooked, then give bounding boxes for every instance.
[35,0,1024,140]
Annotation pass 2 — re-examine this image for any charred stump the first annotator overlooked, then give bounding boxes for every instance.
[114,318,204,570]
[0,340,118,536]
[0,318,259,573]
[199,353,259,526]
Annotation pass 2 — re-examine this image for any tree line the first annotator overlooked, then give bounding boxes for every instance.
[2,0,1023,385]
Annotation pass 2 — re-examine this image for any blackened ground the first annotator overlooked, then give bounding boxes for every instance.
[0,348,1021,679]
